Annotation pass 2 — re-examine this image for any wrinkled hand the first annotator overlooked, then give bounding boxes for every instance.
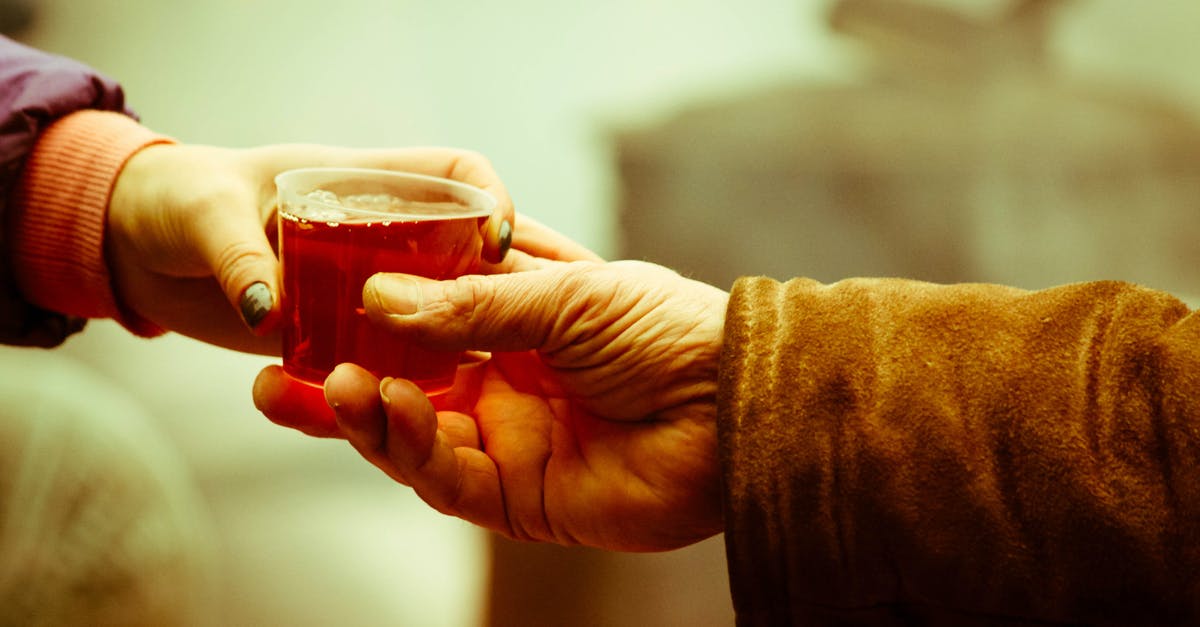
[106,143,525,354]
[256,260,729,551]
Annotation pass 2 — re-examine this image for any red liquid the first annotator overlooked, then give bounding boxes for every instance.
[280,213,483,393]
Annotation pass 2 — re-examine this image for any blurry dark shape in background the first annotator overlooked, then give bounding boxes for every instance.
[827,0,1072,79]
[490,1,1200,626]
[616,0,1200,296]
[0,0,34,36]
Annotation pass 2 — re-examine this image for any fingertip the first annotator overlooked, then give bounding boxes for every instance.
[364,274,424,318]
[239,281,279,333]
[196,213,281,333]
[378,376,396,406]
[481,212,514,264]
[376,377,440,457]
[378,376,429,414]
[324,363,382,425]
[325,361,373,391]
[251,364,283,413]
[253,365,342,438]
[497,218,513,262]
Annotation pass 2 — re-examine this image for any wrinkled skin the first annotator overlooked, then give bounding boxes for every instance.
[255,259,729,552]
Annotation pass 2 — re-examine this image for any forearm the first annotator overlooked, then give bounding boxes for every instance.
[718,277,1200,625]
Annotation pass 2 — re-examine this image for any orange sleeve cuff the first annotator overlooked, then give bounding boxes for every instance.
[8,109,175,337]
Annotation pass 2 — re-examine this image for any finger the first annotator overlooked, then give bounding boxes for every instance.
[374,149,514,265]
[118,273,280,355]
[438,154,513,265]
[325,364,478,482]
[253,365,341,438]
[192,208,281,335]
[352,148,514,265]
[361,265,585,353]
[510,214,604,263]
[477,213,605,274]
[325,363,410,485]
[436,411,480,450]
[479,248,555,275]
[481,213,513,266]
[376,377,510,532]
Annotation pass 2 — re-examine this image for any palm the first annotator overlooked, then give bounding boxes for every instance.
[455,349,721,550]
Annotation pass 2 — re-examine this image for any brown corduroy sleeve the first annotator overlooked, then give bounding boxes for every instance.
[717,277,1200,626]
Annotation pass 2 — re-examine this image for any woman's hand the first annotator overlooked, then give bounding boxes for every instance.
[106,143,529,354]
[256,260,729,551]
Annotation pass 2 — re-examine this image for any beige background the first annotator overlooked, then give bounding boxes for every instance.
[3,0,1199,625]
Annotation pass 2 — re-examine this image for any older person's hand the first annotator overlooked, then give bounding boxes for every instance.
[256,259,728,551]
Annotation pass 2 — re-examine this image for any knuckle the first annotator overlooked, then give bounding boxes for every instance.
[445,149,496,184]
[212,240,271,287]
[183,184,244,222]
[557,261,612,308]
[446,275,494,328]
[451,148,491,170]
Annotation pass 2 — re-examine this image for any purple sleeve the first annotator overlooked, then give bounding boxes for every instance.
[0,35,135,346]
[0,36,132,193]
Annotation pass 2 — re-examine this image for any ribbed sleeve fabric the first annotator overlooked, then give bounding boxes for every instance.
[8,109,173,337]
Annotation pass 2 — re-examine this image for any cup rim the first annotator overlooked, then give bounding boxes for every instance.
[275,167,496,221]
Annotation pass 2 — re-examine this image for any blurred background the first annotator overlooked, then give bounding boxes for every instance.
[1,0,1199,625]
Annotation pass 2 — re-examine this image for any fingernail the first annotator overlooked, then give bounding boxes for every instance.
[240,282,273,329]
[379,377,395,405]
[369,275,422,316]
[497,219,512,261]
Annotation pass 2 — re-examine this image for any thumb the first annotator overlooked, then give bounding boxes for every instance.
[362,266,579,353]
[193,211,280,334]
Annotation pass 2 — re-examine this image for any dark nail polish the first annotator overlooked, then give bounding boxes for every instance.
[240,282,273,329]
[497,219,513,261]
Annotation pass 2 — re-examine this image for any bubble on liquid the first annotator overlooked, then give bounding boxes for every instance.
[290,188,473,222]
[298,205,347,222]
[342,193,397,212]
[307,189,340,204]
[287,190,349,222]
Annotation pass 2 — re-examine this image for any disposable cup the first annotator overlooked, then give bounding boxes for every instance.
[275,167,494,394]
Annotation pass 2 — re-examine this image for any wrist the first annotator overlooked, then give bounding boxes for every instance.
[680,282,728,404]
[8,110,173,336]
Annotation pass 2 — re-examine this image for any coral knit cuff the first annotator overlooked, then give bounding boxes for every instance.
[9,109,174,337]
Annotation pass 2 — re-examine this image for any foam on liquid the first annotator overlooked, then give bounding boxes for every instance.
[285,189,466,224]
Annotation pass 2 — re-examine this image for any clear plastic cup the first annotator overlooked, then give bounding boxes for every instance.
[275,167,495,394]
